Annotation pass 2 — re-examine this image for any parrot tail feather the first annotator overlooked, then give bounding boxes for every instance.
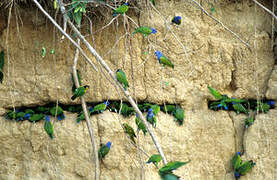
[71,95,77,100]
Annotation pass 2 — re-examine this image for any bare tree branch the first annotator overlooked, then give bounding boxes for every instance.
[31,0,168,165]
[252,0,277,21]
[189,0,251,48]
[72,38,100,180]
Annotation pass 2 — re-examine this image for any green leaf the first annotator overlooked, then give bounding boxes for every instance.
[0,50,4,70]
[41,47,46,58]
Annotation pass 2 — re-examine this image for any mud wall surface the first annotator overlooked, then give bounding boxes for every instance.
[0,0,276,179]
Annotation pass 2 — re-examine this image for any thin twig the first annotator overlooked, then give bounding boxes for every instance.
[189,0,251,48]
[57,0,67,40]
[72,37,100,180]
[252,0,277,21]
[32,0,168,166]
[32,0,98,72]
[67,20,168,164]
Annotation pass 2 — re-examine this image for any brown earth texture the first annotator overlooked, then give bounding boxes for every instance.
[0,0,276,179]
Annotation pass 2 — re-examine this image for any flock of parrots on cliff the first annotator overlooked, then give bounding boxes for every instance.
[3,2,276,179]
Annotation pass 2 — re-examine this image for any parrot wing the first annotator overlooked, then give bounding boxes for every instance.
[208,86,223,100]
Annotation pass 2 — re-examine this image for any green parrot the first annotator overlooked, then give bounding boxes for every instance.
[25,109,35,115]
[159,161,190,175]
[161,173,180,180]
[147,108,157,128]
[36,106,50,114]
[146,154,162,167]
[50,106,64,116]
[256,101,270,113]
[112,3,129,16]
[232,103,248,114]
[235,160,256,179]
[123,123,136,144]
[116,69,129,90]
[135,114,147,135]
[16,112,26,121]
[207,86,223,100]
[174,107,184,125]
[120,103,135,117]
[68,105,83,113]
[72,69,82,93]
[155,51,174,68]
[76,107,93,123]
[29,114,44,122]
[232,152,242,171]
[245,116,255,128]
[92,101,109,113]
[150,105,160,115]
[162,105,176,114]
[5,110,16,120]
[132,26,157,37]
[71,85,90,100]
[98,141,112,159]
[44,116,54,139]
[138,103,153,112]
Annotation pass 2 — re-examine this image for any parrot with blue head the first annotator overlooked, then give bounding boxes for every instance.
[24,113,30,120]
[116,69,129,90]
[234,160,256,179]
[57,114,65,121]
[266,100,275,108]
[92,101,109,113]
[44,115,54,139]
[171,16,181,25]
[147,108,157,128]
[155,51,174,68]
[132,26,157,37]
[113,3,129,17]
[232,152,242,171]
[99,141,112,159]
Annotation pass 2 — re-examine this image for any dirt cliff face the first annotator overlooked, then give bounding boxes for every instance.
[0,1,276,179]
